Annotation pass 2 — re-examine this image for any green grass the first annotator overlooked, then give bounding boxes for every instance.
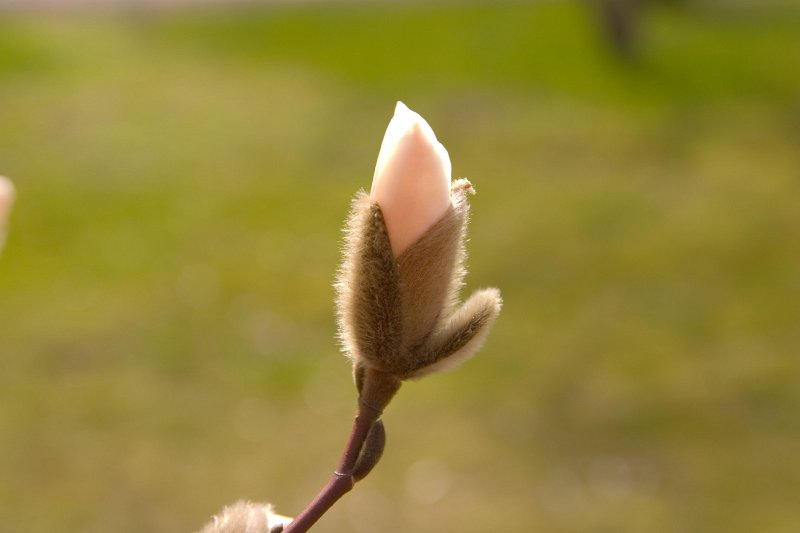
[0,2,799,532]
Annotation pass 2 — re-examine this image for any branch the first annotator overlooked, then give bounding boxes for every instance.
[279,401,382,533]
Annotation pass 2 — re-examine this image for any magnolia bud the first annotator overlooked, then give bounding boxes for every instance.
[198,500,293,533]
[0,176,14,251]
[370,101,451,256]
[336,103,502,411]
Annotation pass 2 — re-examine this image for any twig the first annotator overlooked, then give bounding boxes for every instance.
[280,402,381,533]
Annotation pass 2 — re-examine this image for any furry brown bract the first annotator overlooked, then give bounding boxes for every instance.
[337,178,502,409]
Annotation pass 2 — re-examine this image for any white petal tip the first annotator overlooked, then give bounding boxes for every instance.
[392,101,422,132]
[370,102,453,255]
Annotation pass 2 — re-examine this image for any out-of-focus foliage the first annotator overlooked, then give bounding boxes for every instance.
[0,2,798,532]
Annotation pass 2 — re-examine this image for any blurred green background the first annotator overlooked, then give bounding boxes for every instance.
[1,1,799,532]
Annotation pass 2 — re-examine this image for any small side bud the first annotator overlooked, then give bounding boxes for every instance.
[352,420,386,482]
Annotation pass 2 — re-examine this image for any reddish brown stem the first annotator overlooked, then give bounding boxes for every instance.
[281,403,380,533]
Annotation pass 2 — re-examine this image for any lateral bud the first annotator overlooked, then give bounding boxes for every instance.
[352,420,386,482]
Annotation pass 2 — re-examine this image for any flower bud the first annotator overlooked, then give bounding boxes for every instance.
[199,500,292,533]
[370,101,451,256]
[0,176,14,251]
[336,103,502,410]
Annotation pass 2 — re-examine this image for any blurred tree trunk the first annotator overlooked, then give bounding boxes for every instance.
[591,0,642,60]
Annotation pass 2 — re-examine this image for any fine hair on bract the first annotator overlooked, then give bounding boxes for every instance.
[336,178,502,410]
[198,501,292,533]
